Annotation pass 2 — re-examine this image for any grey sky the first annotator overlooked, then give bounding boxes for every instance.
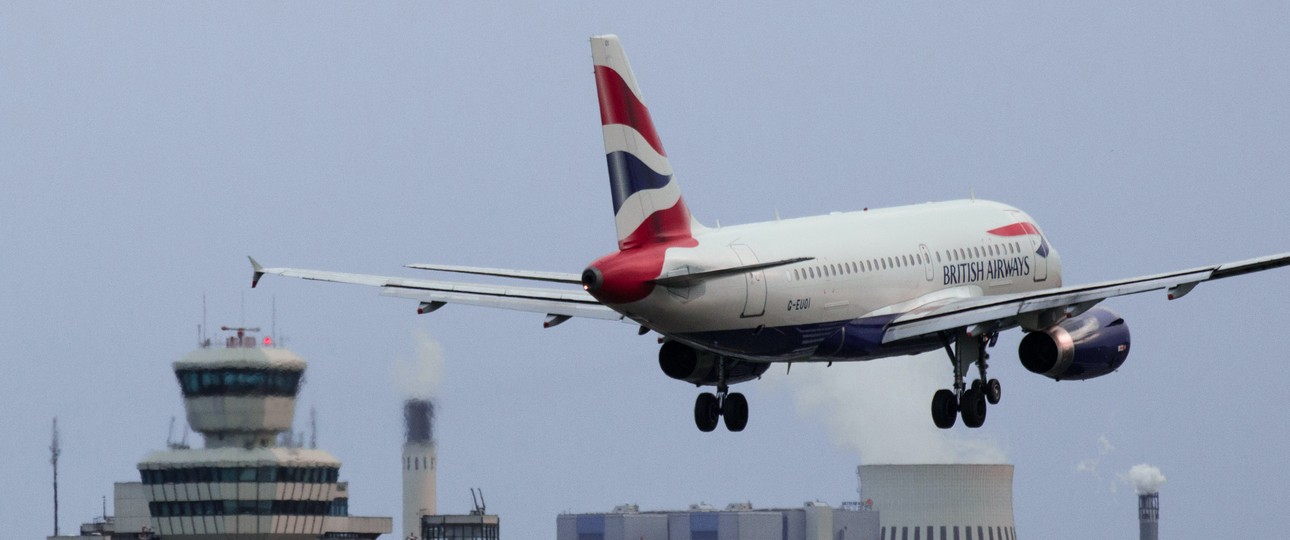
[3,2,1287,539]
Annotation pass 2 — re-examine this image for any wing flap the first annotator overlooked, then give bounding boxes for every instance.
[381,288,621,320]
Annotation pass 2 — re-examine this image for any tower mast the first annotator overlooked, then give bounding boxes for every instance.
[51,417,61,537]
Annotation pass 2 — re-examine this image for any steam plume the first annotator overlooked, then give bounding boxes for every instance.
[772,353,1006,464]
[394,329,446,399]
[1126,464,1166,494]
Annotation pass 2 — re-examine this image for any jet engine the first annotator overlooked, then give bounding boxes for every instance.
[658,340,769,386]
[1018,307,1131,381]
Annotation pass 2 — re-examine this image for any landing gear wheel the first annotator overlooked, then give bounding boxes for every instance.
[722,392,749,432]
[985,378,1002,405]
[960,387,987,428]
[931,389,958,429]
[694,393,720,432]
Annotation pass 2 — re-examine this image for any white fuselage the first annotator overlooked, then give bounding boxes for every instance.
[624,199,1062,361]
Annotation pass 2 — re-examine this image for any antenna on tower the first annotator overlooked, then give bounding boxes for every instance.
[470,488,487,515]
[51,417,61,537]
[272,295,278,348]
[309,406,317,449]
[201,294,210,348]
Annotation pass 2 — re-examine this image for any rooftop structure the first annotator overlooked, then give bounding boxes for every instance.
[558,501,878,540]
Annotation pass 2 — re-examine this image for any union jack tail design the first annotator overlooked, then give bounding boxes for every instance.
[592,35,698,251]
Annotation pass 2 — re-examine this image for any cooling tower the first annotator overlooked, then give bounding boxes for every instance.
[858,464,1016,540]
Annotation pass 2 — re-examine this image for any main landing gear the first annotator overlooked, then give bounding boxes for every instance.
[688,352,750,432]
[931,330,1003,429]
[694,384,749,432]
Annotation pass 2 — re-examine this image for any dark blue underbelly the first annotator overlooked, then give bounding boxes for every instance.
[676,314,942,361]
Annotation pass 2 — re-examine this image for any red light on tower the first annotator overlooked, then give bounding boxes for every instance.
[263,336,273,346]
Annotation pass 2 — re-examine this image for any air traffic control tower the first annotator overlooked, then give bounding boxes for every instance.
[135,327,391,539]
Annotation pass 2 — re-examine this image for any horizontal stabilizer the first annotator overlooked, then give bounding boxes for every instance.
[405,263,582,284]
[650,257,814,288]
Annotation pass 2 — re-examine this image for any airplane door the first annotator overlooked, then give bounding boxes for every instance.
[1030,235,1048,282]
[919,244,934,281]
[730,245,766,318]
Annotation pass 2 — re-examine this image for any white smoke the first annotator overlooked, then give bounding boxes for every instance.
[771,353,1006,464]
[1125,463,1166,494]
[393,328,446,399]
[1074,434,1116,488]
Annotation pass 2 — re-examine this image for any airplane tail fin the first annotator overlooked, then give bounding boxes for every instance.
[591,35,699,251]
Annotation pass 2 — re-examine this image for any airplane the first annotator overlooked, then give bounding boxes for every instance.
[250,34,1290,433]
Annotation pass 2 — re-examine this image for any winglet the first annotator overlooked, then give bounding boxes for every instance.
[249,256,265,288]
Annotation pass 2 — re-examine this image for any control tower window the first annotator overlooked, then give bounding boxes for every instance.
[176,368,302,397]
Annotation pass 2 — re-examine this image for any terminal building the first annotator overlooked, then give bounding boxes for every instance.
[558,501,879,540]
[558,464,1020,540]
[49,327,392,540]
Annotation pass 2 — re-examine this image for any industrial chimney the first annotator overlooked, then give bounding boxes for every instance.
[403,399,437,539]
[1138,492,1159,540]
[1127,463,1164,540]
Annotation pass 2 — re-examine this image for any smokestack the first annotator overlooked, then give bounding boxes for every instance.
[404,399,434,444]
[1138,492,1159,540]
[1127,463,1164,540]
[403,399,437,539]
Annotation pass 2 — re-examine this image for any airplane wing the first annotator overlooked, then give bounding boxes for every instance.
[882,252,1290,343]
[249,257,622,327]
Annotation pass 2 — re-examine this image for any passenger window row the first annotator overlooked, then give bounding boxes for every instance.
[790,242,1024,281]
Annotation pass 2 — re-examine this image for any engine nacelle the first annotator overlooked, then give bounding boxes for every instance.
[658,341,769,386]
[1018,307,1131,381]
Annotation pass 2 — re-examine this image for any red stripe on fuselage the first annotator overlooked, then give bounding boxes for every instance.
[987,222,1040,237]
[595,65,667,157]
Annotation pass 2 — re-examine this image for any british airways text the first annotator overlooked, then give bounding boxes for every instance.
[943,256,1031,285]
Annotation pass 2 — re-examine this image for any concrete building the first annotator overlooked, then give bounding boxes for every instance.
[50,327,392,539]
[422,513,500,540]
[857,465,1016,540]
[557,501,879,540]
